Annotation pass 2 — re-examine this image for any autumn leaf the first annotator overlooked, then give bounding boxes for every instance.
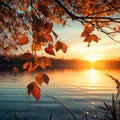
[43,73,49,84]
[36,35,47,43]
[52,31,58,39]
[35,73,44,86]
[81,31,89,37]
[43,33,53,42]
[31,42,42,51]
[55,41,62,52]
[55,41,68,53]
[32,14,44,31]
[16,34,29,45]
[91,34,99,43]
[34,56,51,69]
[26,82,41,101]
[41,22,53,33]
[23,61,30,70]
[28,62,37,73]
[35,73,49,85]
[38,4,49,17]
[61,42,68,53]
[45,44,55,56]
[45,57,51,67]
[22,52,33,60]
[13,67,19,73]
[83,35,92,43]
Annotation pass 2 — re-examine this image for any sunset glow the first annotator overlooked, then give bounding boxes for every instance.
[86,54,100,63]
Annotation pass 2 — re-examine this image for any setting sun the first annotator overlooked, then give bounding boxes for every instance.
[87,54,100,63]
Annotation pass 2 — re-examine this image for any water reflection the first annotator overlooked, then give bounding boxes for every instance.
[89,68,98,86]
[0,68,118,120]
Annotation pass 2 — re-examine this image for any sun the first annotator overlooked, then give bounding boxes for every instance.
[87,54,100,63]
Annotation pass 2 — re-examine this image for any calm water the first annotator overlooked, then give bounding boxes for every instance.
[0,68,119,120]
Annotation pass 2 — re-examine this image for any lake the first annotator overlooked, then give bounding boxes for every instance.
[0,68,119,120]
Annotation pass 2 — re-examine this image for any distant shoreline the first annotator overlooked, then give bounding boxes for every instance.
[0,55,120,71]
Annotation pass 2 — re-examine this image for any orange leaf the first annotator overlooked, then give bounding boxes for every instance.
[31,42,42,51]
[61,42,68,53]
[83,35,92,43]
[39,4,49,17]
[28,62,37,73]
[81,31,89,37]
[35,73,49,85]
[32,14,44,31]
[43,73,49,85]
[43,33,53,42]
[36,35,47,43]
[22,53,32,60]
[45,57,51,67]
[91,34,99,43]
[35,73,44,86]
[34,56,51,69]
[23,62,30,70]
[16,34,29,45]
[52,31,58,39]
[41,22,53,33]
[45,47,55,56]
[26,82,41,101]
[13,67,19,73]
[55,41,62,52]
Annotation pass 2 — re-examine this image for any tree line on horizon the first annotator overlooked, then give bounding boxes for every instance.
[1,55,120,71]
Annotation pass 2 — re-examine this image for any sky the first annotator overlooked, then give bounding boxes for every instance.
[53,20,120,61]
[17,20,120,62]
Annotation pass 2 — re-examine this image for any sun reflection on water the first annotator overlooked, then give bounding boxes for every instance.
[89,68,98,86]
